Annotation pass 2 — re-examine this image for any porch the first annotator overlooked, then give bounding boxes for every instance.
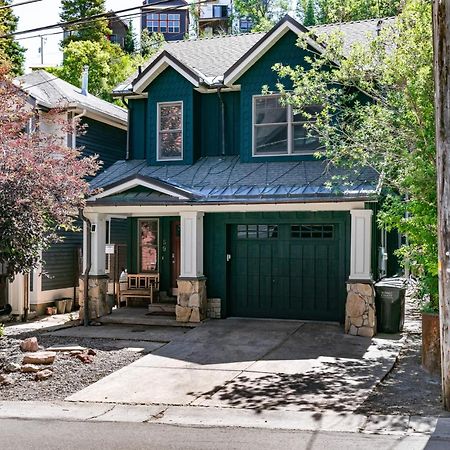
[81,209,207,325]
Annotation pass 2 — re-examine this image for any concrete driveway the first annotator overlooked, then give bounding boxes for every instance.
[67,319,403,413]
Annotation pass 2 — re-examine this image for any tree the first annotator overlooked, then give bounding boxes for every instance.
[302,0,316,26]
[60,0,110,47]
[275,0,437,300]
[0,66,99,278]
[296,0,402,25]
[124,20,136,55]
[49,40,143,102]
[234,0,290,32]
[0,0,25,75]
[140,29,165,58]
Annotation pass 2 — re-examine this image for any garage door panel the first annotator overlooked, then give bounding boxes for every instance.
[230,223,344,321]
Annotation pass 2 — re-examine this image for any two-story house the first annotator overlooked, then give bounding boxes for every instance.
[6,70,128,318]
[83,16,397,336]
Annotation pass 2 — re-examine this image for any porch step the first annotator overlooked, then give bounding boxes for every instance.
[148,303,176,314]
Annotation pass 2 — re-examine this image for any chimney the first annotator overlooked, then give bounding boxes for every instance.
[81,65,89,96]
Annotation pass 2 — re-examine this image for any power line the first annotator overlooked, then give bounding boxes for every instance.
[1,0,206,39]
[0,0,42,10]
[11,0,212,43]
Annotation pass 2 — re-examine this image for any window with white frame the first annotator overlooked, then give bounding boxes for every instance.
[253,95,321,156]
[157,101,183,160]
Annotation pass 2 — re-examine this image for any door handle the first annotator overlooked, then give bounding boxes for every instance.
[226,254,231,262]
[171,253,176,264]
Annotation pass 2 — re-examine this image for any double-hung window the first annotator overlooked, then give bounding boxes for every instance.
[157,101,183,161]
[253,94,321,156]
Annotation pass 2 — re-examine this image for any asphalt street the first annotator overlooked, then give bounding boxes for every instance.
[0,418,446,450]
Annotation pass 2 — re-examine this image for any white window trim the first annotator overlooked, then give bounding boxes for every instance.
[157,101,184,162]
[252,94,317,157]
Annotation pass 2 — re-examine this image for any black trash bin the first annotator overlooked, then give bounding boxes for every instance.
[375,278,407,333]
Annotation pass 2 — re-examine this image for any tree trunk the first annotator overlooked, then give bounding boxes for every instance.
[433,0,450,410]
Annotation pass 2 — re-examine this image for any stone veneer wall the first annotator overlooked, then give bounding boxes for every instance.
[206,298,221,319]
[176,278,207,323]
[345,282,376,338]
[78,276,109,323]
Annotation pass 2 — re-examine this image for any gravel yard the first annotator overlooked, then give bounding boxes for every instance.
[0,328,144,401]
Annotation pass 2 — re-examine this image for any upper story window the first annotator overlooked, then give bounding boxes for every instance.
[157,101,183,161]
[253,94,321,156]
[213,5,228,18]
[146,13,180,33]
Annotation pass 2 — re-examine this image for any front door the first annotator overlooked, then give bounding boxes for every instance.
[171,221,181,296]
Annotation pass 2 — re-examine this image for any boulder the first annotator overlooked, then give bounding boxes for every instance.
[20,337,39,353]
[4,362,21,373]
[23,351,56,365]
[76,352,94,364]
[21,364,42,373]
[35,369,53,381]
[0,374,14,386]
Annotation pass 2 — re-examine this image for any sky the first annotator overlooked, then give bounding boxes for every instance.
[12,0,143,71]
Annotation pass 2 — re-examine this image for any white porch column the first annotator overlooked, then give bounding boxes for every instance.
[86,213,107,276]
[349,209,373,281]
[180,211,204,278]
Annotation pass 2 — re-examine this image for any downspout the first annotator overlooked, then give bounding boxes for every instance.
[79,208,91,327]
[122,97,130,160]
[216,87,226,156]
[72,109,86,148]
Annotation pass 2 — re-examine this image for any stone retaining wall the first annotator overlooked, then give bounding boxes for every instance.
[345,282,376,337]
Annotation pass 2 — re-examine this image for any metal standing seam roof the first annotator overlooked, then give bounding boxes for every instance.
[114,16,396,95]
[16,70,128,125]
[88,156,380,205]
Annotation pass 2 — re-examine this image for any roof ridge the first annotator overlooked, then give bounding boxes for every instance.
[165,31,267,45]
[312,16,396,29]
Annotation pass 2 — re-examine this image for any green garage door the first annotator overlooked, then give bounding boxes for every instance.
[229,223,343,321]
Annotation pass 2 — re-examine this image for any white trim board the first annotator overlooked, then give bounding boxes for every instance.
[85,201,366,216]
[224,19,325,86]
[91,178,191,201]
[133,55,200,94]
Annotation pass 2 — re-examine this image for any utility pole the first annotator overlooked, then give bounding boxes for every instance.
[433,0,450,410]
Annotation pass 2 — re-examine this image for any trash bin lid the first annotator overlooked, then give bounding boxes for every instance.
[375,277,408,288]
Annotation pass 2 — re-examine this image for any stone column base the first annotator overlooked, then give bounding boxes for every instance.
[345,282,376,337]
[78,275,110,323]
[176,277,207,323]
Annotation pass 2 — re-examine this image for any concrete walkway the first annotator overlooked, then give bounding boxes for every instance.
[68,319,403,413]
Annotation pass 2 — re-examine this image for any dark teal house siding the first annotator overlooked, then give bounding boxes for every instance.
[129,99,147,159]
[236,31,316,163]
[204,211,351,321]
[42,230,81,292]
[43,119,127,293]
[197,91,241,157]
[145,67,195,165]
[77,118,127,169]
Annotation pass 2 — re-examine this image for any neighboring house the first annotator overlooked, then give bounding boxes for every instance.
[107,11,129,49]
[7,70,127,317]
[141,0,189,41]
[83,16,398,333]
[196,0,232,35]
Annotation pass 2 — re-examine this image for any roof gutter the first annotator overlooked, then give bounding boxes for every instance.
[122,97,130,160]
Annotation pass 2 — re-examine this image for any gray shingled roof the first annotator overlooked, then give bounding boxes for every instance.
[114,32,265,93]
[89,156,379,205]
[16,70,127,125]
[114,15,395,95]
